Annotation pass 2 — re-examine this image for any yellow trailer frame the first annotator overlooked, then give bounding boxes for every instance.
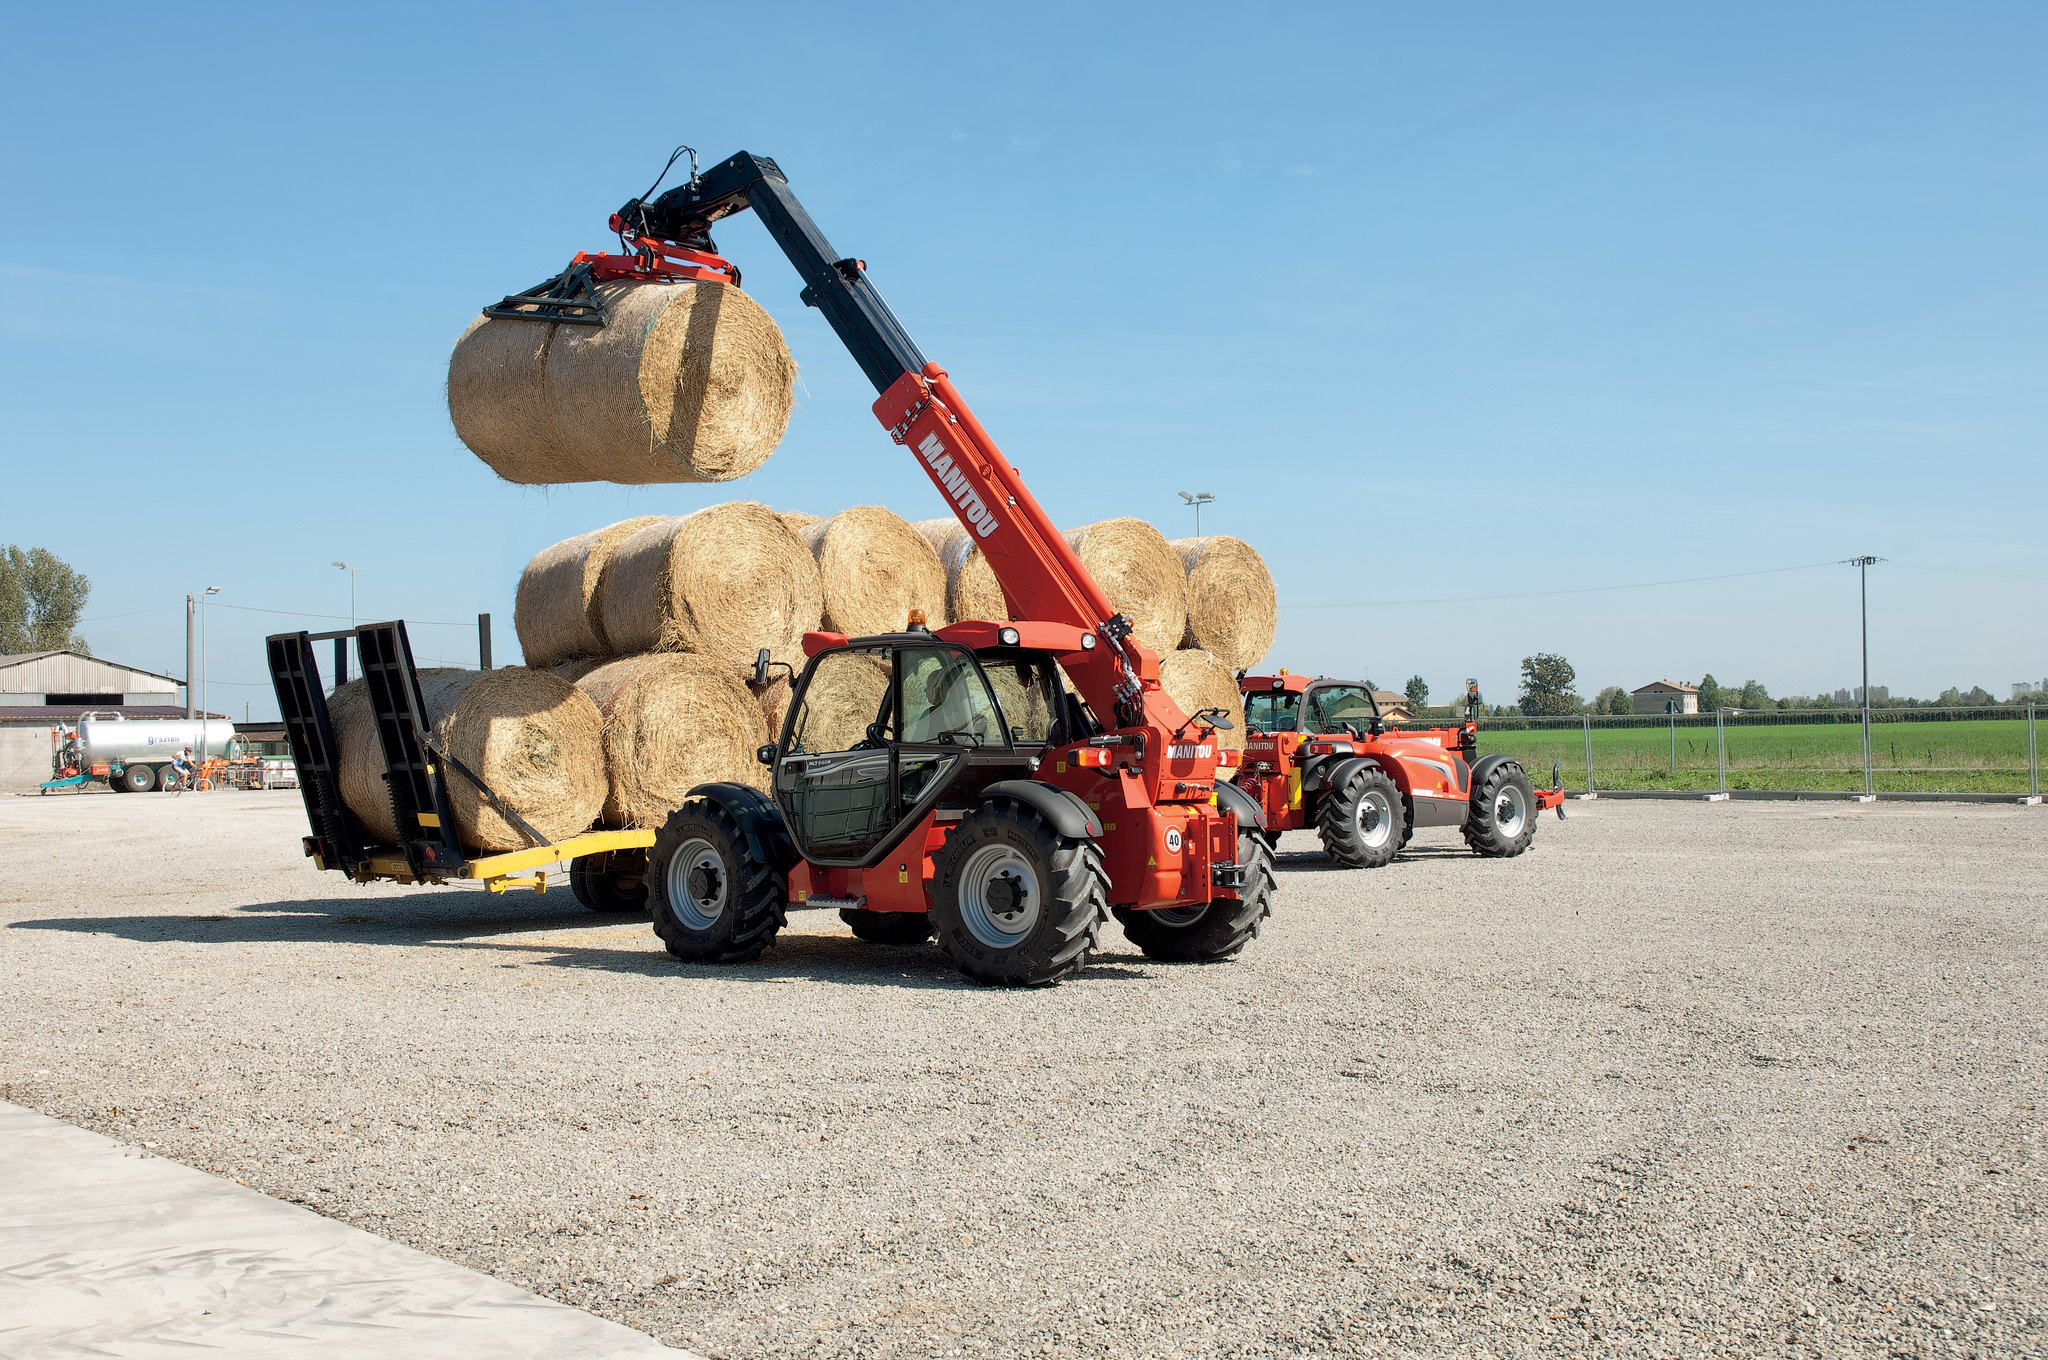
[328,828,656,894]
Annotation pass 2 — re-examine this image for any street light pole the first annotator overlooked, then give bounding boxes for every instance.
[1844,556,1883,798]
[200,586,220,761]
[332,562,361,628]
[1177,491,1215,536]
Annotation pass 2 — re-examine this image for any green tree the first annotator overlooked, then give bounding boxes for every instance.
[1609,687,1632,715]
[1517,652,1581,716]
[1737,678,1770,708]
[1696,673,1722,711]
[1404,674,1430,713]
[1592,684,1629,715]
[0,546,90,655]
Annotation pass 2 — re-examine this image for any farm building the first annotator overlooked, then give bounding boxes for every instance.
[0,650,192,791]
[1373,690,1417,722]
[1630,679,1699,715]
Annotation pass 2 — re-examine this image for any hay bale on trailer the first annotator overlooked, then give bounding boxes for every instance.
[910,517,1005,625]
[800,506,948,637]
[1063,519,1191,657]
[1158,648,1247,753]
[1170,535,1278,672]
[574,654,770,825]
[329,668,607,852]
[599,503,823,674]
[447,280,796,485]
[514,516,666,667]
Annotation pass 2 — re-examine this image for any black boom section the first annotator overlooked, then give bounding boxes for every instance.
[630,151,927,393]
[265,631,369,875]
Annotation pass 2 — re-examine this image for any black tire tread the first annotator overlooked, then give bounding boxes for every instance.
[1463,762,1540,858]
[840,907,934,946]
[1316,766,1404,868]
[931,802,1107,987]
[649,800,787,963]
[1114,830,1274,962]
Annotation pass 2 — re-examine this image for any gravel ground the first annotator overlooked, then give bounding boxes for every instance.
[2,790,2042,1358]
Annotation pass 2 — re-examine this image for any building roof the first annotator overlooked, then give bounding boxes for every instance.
[0,650,185,686]
[0,705,220,724]
[1631,679,1698,695]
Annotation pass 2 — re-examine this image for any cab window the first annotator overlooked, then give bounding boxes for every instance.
[1303,685,1376,734]
[899,647,1005,748]
[1244,690,1301,734]
[981,654,1062,744]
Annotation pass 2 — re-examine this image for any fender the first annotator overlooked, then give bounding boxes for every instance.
[689,781,797,868]
[1467,754,1521,797]
[1317,755,1393,798]
[1213,777,1265,832]
[980,779,1102,840]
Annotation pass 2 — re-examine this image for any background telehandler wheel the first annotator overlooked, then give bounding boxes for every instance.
[648,800,786,963]
[840,908,934,946]
[929,802,1106,987]
[119,763,156,793]
[1464,761,1539,858]
[570,855,649,914]
[1114,827,1274,962]
[1316,766,1403,868]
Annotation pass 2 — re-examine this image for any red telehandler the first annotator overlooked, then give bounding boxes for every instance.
[267,150,1271,988]
[1233,673,1564,867]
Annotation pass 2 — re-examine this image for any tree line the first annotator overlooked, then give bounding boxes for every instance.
[0,546,90,655]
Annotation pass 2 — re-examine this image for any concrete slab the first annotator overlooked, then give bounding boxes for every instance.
[0,1101,689,1359]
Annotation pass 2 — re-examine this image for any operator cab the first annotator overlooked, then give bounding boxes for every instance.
[1242,676,1384,738]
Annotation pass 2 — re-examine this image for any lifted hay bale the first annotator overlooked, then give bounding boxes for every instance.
[448,280,796,485]
[783,652,891,755]
[1170,535,1278,672]
[910,517,1005,625]
[330,667,607,852]
[515,516,666,667]
[800,506,947,636]
[599,503,823,674]
[1063,519,1190,657]
[575,654,770,825]
[1158,648,1247,752]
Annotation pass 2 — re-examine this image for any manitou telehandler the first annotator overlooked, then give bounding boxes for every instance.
[268,150,1271,987]
[1233,673,1563,867]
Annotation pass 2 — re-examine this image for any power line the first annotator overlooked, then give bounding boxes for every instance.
[206,602,478,626]
[1283,560,1843,611]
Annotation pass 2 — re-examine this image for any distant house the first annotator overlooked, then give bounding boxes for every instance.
[1630,679,1698,716]
[1372,690,1415,723]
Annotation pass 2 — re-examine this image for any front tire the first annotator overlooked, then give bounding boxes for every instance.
[1464,762,1538,858]
[1114,827,1274,962]
[930,802,1107,987]
[120,763,156,793]
[648,801,786,963]
[840,908,934,946]
[1317,766,1404,868]
[570,853,648,914]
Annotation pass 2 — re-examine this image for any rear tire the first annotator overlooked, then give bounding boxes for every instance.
[1115,828,1274,962]
[1464,762,1539,858]
[840,908,934,946]
[570,854,648,914]
[929,802,1107,987]
[648,801,786,963]
[1317,766,1404,868]
[120,764,156,793]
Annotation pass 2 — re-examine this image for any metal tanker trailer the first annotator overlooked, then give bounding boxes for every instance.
[47,713,238,793]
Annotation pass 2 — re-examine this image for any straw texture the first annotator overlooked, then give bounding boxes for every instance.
[1170,535,1278,671]
[599,503,823,673]
[1158,648,1248,753]
[801,506,948,637]
[1063,519,1191,657]
[448,280,795,485]
[575,654,770,826]
[514,516,665,667]
[788,653,891,755]
[911,517,1005,625]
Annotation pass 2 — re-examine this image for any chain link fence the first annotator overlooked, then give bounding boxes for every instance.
[1437,705,2040,796]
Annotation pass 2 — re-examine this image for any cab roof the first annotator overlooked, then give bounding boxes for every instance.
[1240,674,1364,695]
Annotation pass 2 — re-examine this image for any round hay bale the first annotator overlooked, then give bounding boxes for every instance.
[801,506,948,637]
[598,503,824,673]
[515,515,666,667]
[1063,519,1191,657]
[448,280,796,485]
[575,654,769,825]
[329,667,606,851]
[549,657,606,684]
[1158,649,1247,753]
[778,510,821,535]
[1170,535,1278,672]
[910,517,1005,625]
[785,652,891,754]
[752,672,795,744]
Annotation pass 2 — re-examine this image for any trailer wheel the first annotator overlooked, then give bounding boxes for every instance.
[1464,761,1539,858]
[929,803,1106,987]
[840,908,934,946]
[570,856,648,914]
[1317,766,1403,868]
[1114,827,1274,963]
[119,764,156,793]
[648,800,787,964]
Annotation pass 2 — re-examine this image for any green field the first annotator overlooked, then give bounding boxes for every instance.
[1464,717,2038,794]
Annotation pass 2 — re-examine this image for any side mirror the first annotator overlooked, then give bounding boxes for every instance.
[752,648,771,687]
[756,744,777,767]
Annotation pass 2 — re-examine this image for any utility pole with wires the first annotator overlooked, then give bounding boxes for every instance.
[1177,491,1214,536]
[1845,555,1883,799]
[199,586,220,760]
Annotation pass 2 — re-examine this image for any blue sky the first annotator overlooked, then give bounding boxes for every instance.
[2,3,2042,718]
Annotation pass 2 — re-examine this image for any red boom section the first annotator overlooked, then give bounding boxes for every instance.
[871,364,1195,749]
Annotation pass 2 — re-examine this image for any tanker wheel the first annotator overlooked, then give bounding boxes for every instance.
[570,854,648,914]
[841,908,933,946]
[1317,766,1404,868]
[119,764,156,793]
[929,803,1107,987]
[1464,762,1539,858]
[648,801,787,964]
[1114,827,1274,963]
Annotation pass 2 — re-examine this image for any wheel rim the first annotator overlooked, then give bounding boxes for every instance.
[666,837,728,931]
[1355,788,1394,849]
[956,843,1041,948]
[1493,784,1528,836]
